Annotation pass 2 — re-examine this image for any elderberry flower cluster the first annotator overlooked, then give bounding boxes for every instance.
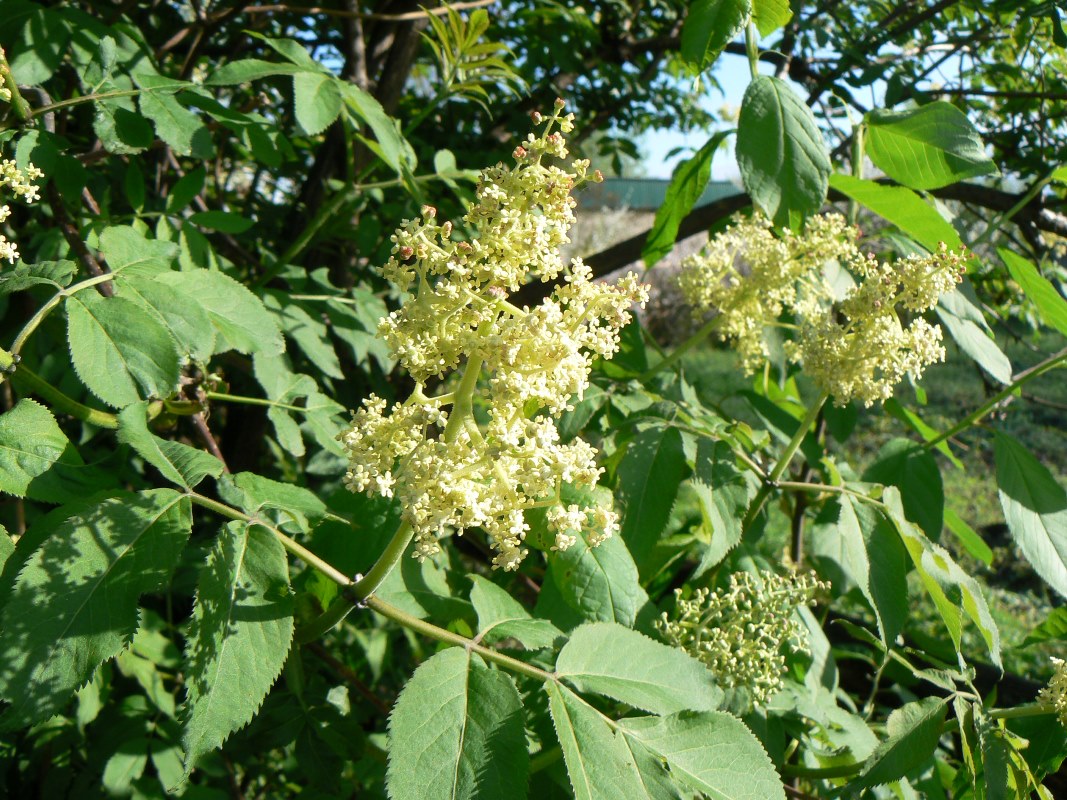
[339,101,648,571]
[678,213,965,406]
[0,157,42,264]
[1039,657,1067,727]
[656,570,828,704]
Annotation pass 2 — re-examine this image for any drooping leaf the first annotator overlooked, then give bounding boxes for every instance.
[828,174,963,252]
[0,259,76,296]
[994,431,1067,599]
[66,291,181,408]
[112,272,216,362]
[680,0,751,72]
[999,248,1067,337]
[854,697,949,789]
[737,75,830,229]
[387,648,528,800]
[864,102,998,190]
[469,575,563,650]
[179,522,294,779]
[155,269,284,356]
[0,490,190,729]
[617,426,690,574]
[0,398,110,503]
[264,291,344,379]
[543,533,650,629]
[341,83,417,174]
[292,71,343,136]
[936,304,1013,385]
[547,682,679,800]
[117,402,224,490]
[643,131,731,267]
[618,711,786,800]
[862,438,943,540]
[556,622,722,715]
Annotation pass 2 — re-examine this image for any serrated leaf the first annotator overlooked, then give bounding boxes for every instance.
[98,225,179,273]
[217,471,326,533]
[862,438,943,540]
[179,522,294,779]
[117,402,223,489]
[828,174,963,252]
[994,431,1067,600]
[692,439,754,574]
[544,534,649,628]
[556,622,722,715]
[865,102,998,190]
[0,524,13,574]
[206,58,302,85]
[643,131,730,267]
[1021,607,1067,647]
[139,90,208,156]
[0,398,109,503]
[0,259,75,295]
[469,575,563,650]
[0,490,190,729]
[680,0,751,72]
[188,210,255,233]
[751,0,791,36]
[387,648,528,800]
[737,75,830,229]
[155,269,284,356]
[112,272,216,362]
[547,682,678,800]
[341,83,416,174]
[1000,248,1067,337]
[936,303,1013,385]
[264,291,343,379]
[293,71,343,136]
[618,711,786,800]
[102,737,150,795]
[884,488,1001,667]
[854,697,949,789]
[66,292,181,408]
[617,426,689,574]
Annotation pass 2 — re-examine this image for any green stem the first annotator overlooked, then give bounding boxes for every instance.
[988,702,1055,721]
[639,315,720,382]
[972,169,1056,250]
[11,273,116,355]
[9,365,122,428]
[0,47,32,122]
[742,392,829,530]
[529,746,563,774]
[779,761,864,779]
[923,347,1067,451]
[745,23,760,79]
[351,521,414,599]
[30,89,144,117]
[442,356,484,442]
[205,391,308,413]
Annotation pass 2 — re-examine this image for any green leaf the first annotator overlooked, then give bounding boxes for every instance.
[188,210,255,234]
[999,248,1067,337]
[884,488,1001,667]
[944,508,993,567]
[737,75,830,229]
[469,575,563,650]
[680,0,751,72]
[66,292,181,408]
[341,83,416,174]
[217,471,327,533]
[102,738,150,795]
[0,525,13,575]
[862,438,943,540]
[864,102,998,190]
[387,648,528,800]
[98,225,179,273]
[0,490,190,729]
[643,131,731,267]
[0,398,109,503]
[112,272,216,363]
[936,303,1013,385]
[547,682,678,800]
[692,439,756,574]
[139,90,209,157]
[618,712,786,800]
[179,522,294,779]
[994,432,1067,600]
[751,0,792,36]
[264,292,343,379]
[0,259,76,296]
[117,402,224,490]
[854,697,949,789]
[206,58,302,85]
[155,269,284,356]
[828,174,963,251]
[617,426,690,573]
[543,533,650,629]
[556,622,722,715]
[252,353,346,457]
[292,71,343,136]
[1021,607,1067,647]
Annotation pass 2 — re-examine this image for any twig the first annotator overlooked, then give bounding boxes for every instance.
[45,185,114,297]
[239,0,496,22]
[190,413,230,472]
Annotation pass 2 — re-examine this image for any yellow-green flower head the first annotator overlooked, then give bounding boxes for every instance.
[656,570,828,704]
[339,103,648,571]
[1040,657,1067,727]
[0,157,43,264]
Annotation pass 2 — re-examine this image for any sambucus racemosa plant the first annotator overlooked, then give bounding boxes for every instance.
[0,4,1065,799]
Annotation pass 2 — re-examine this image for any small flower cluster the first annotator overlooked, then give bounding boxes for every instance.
[656,570,828,704]
[0,157,42,264]
[1039,657,1067,728]
[340,101,648,571]
[0,86,10,103]
[677,213,965,406]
